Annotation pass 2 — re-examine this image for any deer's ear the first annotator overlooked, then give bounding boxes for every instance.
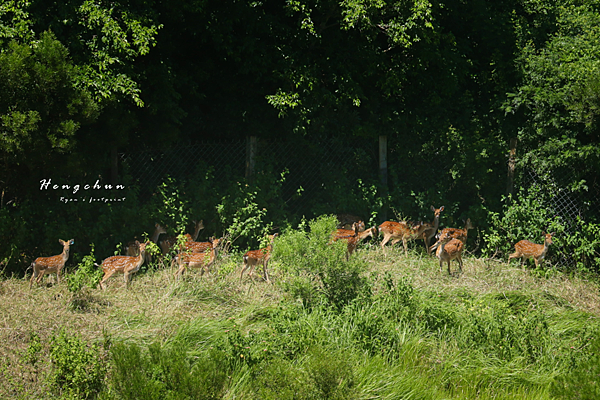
[59,239,65,245]
[440,206,444,212]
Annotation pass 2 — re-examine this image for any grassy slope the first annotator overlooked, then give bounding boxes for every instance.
[1,243,599,399]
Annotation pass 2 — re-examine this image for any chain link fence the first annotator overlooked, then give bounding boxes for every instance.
[517,162,600,269]
[120,138,599,269]
[120,137,380,221]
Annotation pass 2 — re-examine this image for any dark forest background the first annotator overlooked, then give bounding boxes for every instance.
[1,0,599,274]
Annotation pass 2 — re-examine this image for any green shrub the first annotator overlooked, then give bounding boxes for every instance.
[274,215,370,312]
[67,245,102,293]
[48,330,106,399]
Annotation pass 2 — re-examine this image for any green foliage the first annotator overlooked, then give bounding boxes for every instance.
[551,332,600,399]
[558,218,600,273]
[155,176,189,235]
[109,340,228,400]
[484,184,600,272]
[305,347,356,400]
[48,330,106,399]
[274,215,370,311]
[23,331,42,367]
[67,244,102,293]
[216,182,272,252]
[484,186,559,260]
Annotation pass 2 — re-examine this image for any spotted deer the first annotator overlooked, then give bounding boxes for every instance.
[508,232,554,268]
[419,206,444,254]
[378,220,428,254]
[125,223,167,263]
[29,239,75,288]
[174,237,220,278]
[332,223,377,259]
[159,220,205,254]
[97,241,147,289]
[240,234,278,282]
[436,236,464,275]
[429,218,473,253]
[336,214,365,231]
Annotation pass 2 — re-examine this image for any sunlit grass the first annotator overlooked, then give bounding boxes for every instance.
[1,238,599,399]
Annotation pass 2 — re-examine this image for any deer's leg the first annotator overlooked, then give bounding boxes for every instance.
[100,271,115,290]
[240,262,250,281]
[424,236,431,254]
[175,265,186,278]
[29,265,38,289]
[263,260,271,283]
[380,234,391,249]
[36,270,46,284]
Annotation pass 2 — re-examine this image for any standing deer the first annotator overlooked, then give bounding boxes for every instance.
[240,234,278,283]
[429,218,473,253]
[336,214,365,231]
[419,206,444,254]
[97,241,147,290]
[125,223,167,263]
[508,232,555,268]
[29,239,75,288]
[332,223,377,259]
[379,220,428,254]
[436,236,464,275]
[174,237,220,278]
[159,220,205,254]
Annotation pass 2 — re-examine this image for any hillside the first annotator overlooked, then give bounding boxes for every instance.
[2,223,599,400]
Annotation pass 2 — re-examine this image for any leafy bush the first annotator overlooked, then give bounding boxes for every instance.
[217,182,273,253]
[484,185,559,260]
[67,245,102,293]
[274,215,370,311]
[48,330,106,399]
[484,184,600,272]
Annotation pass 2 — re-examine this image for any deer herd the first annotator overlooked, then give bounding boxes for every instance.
[28,208,556,289]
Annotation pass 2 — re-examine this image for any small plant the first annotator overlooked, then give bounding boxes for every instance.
[23,332,42,367]
[157,176,190,235]
[216,182,272,253]
[67,245,102,293]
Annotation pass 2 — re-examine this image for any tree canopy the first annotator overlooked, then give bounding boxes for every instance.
[1,0,599,220]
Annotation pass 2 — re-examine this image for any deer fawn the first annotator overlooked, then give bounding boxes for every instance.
[333,223,377,259]
[240,234,278,283]
[508,232,555,268]
[429,218,473,253]
[174,237,220,278]
[29,239,75,288]
[436,236,464,275]
[126,223,167,264]
[420,206,444,255]
[159,220,205,254]
[379,220,428,254]
[336,214,365,231]
[97,241,147,289]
